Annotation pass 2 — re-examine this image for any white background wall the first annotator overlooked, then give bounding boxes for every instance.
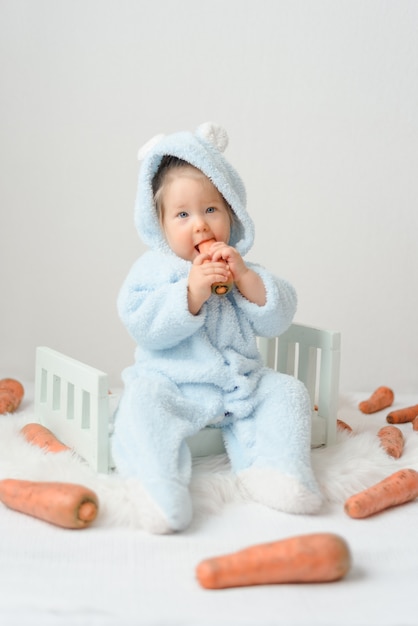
[1,0,417,393]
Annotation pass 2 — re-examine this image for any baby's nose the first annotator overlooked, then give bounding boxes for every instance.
[194,216,209,231]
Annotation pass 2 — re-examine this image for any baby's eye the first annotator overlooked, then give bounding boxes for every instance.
[177,211,189,218]
[206,206,216,213]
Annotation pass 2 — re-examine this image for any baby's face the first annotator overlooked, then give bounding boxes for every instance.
[161,170,231,261]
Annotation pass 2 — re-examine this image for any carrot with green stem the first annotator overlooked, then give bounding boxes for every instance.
[198,238,233,296]
[377,425,404,458]
[358,386,394,414]
[20,423,71,453]
[0,479,99,529]
[196,532,351,589]
[344,468,418,519]
[386,404,418,424]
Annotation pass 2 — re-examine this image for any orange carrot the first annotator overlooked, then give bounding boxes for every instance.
[0,391,18,414]
[20,423,71,453]
[337,419,353,433]
[0,378,24,414]
[386,404,418,424]
[377,425,404,458]
[0,479,99,529]
[344,468,418,519]
[358,386,394,414]
[195,532,351,589]
[0,378,24,398]
[198,238,234,295]
[413,416,418,431]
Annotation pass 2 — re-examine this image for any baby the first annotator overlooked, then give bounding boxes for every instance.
[112,123,323,533]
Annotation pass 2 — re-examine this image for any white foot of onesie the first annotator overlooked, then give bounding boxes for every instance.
[121,478,193,534]
[237,467,323,514]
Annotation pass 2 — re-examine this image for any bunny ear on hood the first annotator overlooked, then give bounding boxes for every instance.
[134,122,255,256]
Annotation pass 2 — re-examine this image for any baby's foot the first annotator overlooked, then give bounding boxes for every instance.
[141,479,193,533]
[237,467,323,514]
[111,477,193,534]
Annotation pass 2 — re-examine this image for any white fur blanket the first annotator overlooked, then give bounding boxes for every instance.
[1,406,417,530]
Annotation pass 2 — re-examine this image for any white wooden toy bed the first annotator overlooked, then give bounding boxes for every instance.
[34,323,341,474]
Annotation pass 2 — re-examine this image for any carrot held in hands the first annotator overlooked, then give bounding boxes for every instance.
[344,468,418,519]
[196,532,351,589]
[198,239,233,296]
[20,423,71,453]
[0,479,99,529]
[386,404,418,424]
[358,386,394,414]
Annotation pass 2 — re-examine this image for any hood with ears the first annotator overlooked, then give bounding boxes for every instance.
[134,122,255,256]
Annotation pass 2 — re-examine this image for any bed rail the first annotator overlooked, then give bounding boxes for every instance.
[34,323,341,472]
[35,347,112,473]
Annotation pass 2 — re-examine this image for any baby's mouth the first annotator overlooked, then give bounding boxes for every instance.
[196,239,215,254]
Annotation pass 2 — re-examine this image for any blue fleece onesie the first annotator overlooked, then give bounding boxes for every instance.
[112,123,323,532]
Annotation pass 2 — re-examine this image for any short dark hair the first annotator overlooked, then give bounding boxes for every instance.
[152,155,190,197]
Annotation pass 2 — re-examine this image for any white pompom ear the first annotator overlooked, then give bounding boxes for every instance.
[137,134,165,161]
[196,122,228,153]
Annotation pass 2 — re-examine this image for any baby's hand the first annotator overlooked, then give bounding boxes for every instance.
[187,251,231,314]
[209,242,248,283]
[206,241,267,306]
